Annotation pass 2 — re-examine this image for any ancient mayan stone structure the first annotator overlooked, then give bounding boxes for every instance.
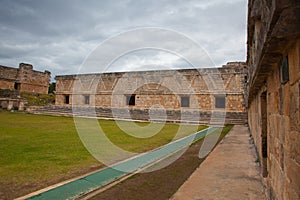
[0,63,51,94]
[55,62,247,124]
[246,0,300,199]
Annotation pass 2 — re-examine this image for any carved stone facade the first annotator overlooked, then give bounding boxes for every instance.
[0,63,51,94]
[55,62,247,124]
[246,0,300,199]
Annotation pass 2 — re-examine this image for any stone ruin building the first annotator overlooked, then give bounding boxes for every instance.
[0,63,51,94]
[0,63,51,110]
[3,0,299,198]
[52,0,300,198]
[54,62,247,125]
[246,0,299,199]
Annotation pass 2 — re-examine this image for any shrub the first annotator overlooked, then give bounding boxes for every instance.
[21,93,55,106]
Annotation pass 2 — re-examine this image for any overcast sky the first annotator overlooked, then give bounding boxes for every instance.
[0,0,247,80]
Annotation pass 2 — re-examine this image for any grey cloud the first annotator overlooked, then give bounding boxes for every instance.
[0,0,247,80]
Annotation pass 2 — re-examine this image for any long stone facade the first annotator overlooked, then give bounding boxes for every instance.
[0,63,51,94]
[55,62,247,124]
[246,0,300,199]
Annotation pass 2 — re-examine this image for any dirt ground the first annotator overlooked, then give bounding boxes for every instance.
[87,136,224,200]
[0,164,102,200]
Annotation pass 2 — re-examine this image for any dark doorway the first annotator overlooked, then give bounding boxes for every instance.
[215,96,226,108]
[261,91,268,177]
[65,95,70,104]
[14,82,20,90]
[126,95,135,106]
[181,96,190,107]
[84,95,90,105]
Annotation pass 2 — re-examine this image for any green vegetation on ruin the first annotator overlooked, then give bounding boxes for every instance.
[0,89,55,106]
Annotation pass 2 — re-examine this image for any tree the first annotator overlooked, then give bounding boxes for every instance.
[48,82,56,94]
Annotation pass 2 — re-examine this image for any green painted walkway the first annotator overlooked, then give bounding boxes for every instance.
[27,127,218,200]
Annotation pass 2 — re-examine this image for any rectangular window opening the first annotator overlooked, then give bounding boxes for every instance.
[181,96,190,107]
[14,82,20,90]
[260,91,268,177]
[280,56,289,84]
[215,96,226,109]
[65,95,70,104]
[126,95,136,106]
[84,95,90,105]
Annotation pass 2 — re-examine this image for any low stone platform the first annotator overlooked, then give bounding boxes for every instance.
[27,105,248,125]
[172,125,265,200]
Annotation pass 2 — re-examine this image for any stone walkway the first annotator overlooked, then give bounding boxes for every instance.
[172,125,265,200]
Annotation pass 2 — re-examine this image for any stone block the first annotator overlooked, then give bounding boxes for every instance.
[285,158,300,199]
[290,83,300,132]
[288,33,300,85]
[7,101,13,110]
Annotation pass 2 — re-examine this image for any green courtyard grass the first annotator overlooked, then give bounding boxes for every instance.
[0,111,208,197]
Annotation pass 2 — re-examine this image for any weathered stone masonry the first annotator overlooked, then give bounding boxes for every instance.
[55,62,247,124]
[246,0,300,199]
[0,63,51,94]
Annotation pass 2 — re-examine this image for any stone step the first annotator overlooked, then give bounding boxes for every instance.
[28,106,248,125]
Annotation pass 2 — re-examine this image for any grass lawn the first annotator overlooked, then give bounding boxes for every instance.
[0,111,208,198]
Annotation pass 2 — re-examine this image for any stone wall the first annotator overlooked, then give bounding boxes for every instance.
[0,79,15,90]
[0,65,18,90]
[246,0,300,199]
[55,62,247,124]
[0,98,26,111]
[0,63,51,94]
